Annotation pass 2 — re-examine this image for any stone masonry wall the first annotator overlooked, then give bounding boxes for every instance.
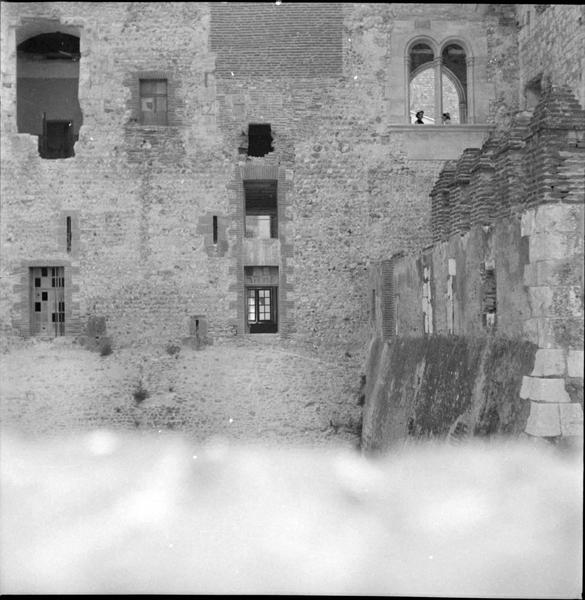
[1,2,237,348]
[0,2,524,359]
[517,4,585,109]
[365,86,584,446]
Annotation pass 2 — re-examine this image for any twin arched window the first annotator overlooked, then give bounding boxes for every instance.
[408,39,469,125]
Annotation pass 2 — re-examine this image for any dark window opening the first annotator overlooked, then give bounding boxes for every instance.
[410,42,434,72]
[66,216,72,253]
[35,278,41,287]
[481,265,497,329]
[17,32,80,59]
[42,292,48,301]
[244,180,278,239]
[212,216,218,244]
[140,79,168,125]
[17,32,81,158]
[247,124,273,157]
[525,75,542,110]
[39,118,75,159]
[35,302,41,312]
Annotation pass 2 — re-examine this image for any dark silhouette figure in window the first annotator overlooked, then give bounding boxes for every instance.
[442,112,451,125]
[415,110,425,124]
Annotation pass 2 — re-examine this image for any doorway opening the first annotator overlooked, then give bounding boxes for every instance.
[244,266,278,333]
[30,266,65,336]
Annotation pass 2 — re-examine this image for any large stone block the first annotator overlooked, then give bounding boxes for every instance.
[534,204,584,234]
[530,349,566,377]
[520,209,535,237]
[559,403,584,437]
[523,259,584,287]
[529,232,583,262]
[524,401,561,437]
[525,317,585,349]
[520,376,571,403]
[527,286,554,317]
[567,350,584,378]
[552,286,584,318]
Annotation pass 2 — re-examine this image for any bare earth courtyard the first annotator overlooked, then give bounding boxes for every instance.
[0,336,363,449]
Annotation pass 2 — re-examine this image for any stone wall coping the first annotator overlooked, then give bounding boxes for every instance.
[388,124,494,133]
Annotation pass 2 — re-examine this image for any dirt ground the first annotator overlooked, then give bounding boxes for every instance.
[0,335,363,449]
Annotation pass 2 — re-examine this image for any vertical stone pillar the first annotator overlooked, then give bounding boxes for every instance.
[465,56,475,124]
[433,57,443,124]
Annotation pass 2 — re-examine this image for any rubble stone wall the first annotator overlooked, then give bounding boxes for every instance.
[365,87,584,446]
[1,2,515,357]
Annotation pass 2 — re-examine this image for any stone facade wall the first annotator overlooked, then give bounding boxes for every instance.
[517,4,585,109]
[365,86,584,446]
[361,334,537,452]
[1,2,518,357]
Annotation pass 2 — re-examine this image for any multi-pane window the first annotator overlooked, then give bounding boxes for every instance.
[247,288,273,323]
[31,266,65,336]
[408,41,468,124]
[140,79,168,125]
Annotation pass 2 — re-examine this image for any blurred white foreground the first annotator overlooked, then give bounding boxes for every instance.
[1,430,582,596]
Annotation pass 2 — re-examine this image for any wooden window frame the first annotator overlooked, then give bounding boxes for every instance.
[139,78,168,126]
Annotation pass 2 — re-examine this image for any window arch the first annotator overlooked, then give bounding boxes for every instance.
[407,37,472,125]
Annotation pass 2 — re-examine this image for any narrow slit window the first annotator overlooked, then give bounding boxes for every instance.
[212,216,218,244]
[481,264,497,329]
[66,216,72,253]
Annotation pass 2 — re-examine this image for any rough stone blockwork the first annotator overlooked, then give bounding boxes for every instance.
[0,2,518,359]
[362,335,537,453]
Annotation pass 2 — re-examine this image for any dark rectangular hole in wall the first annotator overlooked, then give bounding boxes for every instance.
[212,216,218,244]
[39,119,75,159]
[35,278,41,287]
[248,124,273,157]
[66,216,72,253]
[35,302,41,312]
[42,292,48,301]
[244,180,278,239]
[482,267,497,328]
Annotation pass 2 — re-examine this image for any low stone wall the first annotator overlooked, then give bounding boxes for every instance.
[361,334,541,452]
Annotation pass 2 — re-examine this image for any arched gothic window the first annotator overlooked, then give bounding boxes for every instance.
[408,40,469,125]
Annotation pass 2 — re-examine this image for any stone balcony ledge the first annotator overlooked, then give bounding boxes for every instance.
[243,238,281,265]
[387,124,494,160]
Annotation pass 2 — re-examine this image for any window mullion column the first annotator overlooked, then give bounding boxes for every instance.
[465,56,475,124]
[433,56,443,125]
